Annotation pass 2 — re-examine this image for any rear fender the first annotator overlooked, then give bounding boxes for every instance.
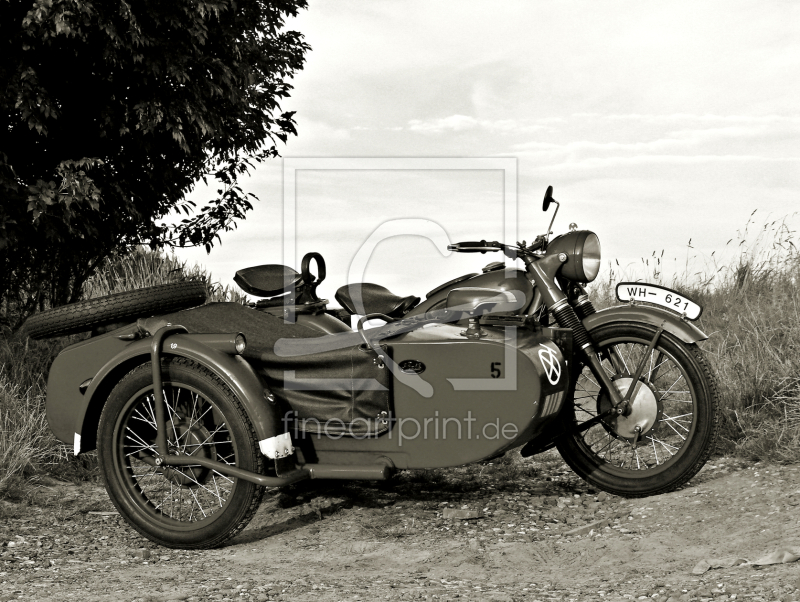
[582,305,708,343]
[73,334,280,454]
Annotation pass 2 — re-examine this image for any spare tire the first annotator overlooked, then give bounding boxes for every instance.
[24,282,207,340]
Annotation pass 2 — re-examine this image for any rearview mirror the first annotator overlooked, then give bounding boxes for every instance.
[542,185,554,211]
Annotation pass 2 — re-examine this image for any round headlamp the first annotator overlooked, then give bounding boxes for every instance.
[581,232,601,282]
[546,230,602,283]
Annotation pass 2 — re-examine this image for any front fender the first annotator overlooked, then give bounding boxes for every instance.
[582,305,708,343]
[61,333,280,454]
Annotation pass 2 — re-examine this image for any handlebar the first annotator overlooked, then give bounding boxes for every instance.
[447,240,504,253]
[449,237,548,257]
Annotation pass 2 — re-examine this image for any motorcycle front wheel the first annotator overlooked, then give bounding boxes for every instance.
[556,322,719,497]
[97,358,265,548]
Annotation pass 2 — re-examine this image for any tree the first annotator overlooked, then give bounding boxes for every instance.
[0,0,310,329]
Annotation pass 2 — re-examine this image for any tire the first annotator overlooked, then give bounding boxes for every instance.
[23,282,207,339]
[97,358,265,549]
[555,322,719,498]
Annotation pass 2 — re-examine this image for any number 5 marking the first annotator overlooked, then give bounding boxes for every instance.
[491,362,502,378]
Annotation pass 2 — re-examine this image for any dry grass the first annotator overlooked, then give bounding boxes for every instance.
[0,372,70,493]
[83,246,248,304]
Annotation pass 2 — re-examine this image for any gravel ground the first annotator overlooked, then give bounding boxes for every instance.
[2,455,800,602]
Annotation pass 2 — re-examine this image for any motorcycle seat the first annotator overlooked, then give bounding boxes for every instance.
[335,283,420,318]
[234,265,303,297]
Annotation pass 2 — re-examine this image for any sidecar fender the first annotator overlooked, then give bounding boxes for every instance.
[54,333,280,455]
[582,305,708,343]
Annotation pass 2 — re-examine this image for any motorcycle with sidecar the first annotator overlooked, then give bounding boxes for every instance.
[26,186,718,549]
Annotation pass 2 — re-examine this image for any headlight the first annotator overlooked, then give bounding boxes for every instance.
[235,333,247,354]
[581,232,601,281]
[546,230,602,283]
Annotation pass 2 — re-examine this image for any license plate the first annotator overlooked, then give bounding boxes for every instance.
[615,282,703,320]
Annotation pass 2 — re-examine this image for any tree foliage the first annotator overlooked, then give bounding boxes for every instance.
[0,0,309,329]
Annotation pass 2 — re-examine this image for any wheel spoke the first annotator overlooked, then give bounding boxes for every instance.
[649,435,678,455]
[582,374,601,389]
[212,475,224,508]
[163,390,182,446]
[131,407,157,429]
[649,353,667,381]
[212,470,234,484]
[616,346,631,373]
[661,412,691,432]
[651,436,660,465]
[125,427,156,453]
[661,418,688,440]
[189,487,208,518]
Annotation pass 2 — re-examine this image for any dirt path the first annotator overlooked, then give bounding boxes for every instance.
[2,455,800,602]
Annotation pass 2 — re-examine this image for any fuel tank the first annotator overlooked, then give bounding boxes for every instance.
[409,268,534,316]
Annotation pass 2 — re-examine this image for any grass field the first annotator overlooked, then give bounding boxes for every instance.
[1,216,798,492]
[589,214,799,459]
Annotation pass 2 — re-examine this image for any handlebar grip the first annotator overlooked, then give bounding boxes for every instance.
[447,241,502,253]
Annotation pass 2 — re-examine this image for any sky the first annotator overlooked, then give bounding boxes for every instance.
[174,0,800,303]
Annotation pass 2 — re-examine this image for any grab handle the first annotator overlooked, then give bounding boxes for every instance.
[356,313,395,357]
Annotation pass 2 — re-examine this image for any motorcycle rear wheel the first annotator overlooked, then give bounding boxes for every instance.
[97,358,265,548]
[556,322,718,497]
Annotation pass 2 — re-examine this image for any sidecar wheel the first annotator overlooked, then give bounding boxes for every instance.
[23,281,206,339]
[556,322,719,498]
[97,358,265,549]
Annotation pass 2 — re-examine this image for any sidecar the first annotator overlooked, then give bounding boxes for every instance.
[35,252,571,548]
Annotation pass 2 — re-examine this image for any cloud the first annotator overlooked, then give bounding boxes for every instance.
[511,116,800,168]
[593,114,800,125]
[531,154,800,172]
[407,114,545,134]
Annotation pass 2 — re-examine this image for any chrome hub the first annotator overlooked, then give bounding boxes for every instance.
[598,377,662,441]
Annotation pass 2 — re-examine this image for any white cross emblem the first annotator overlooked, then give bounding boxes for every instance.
[538,343,561,385]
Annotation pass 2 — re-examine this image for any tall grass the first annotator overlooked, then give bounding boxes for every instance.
[0,248,246,492]
[82,246,248,303]
[589,214,800,459]
[0,374,65,492]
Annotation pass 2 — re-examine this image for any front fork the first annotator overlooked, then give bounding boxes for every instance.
[526,257,665,419]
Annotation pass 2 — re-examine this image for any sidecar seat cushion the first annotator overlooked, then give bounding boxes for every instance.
[335,283,420,318]
[234,265,303,297]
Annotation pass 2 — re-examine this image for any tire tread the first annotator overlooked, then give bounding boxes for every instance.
[24,282,207,339]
